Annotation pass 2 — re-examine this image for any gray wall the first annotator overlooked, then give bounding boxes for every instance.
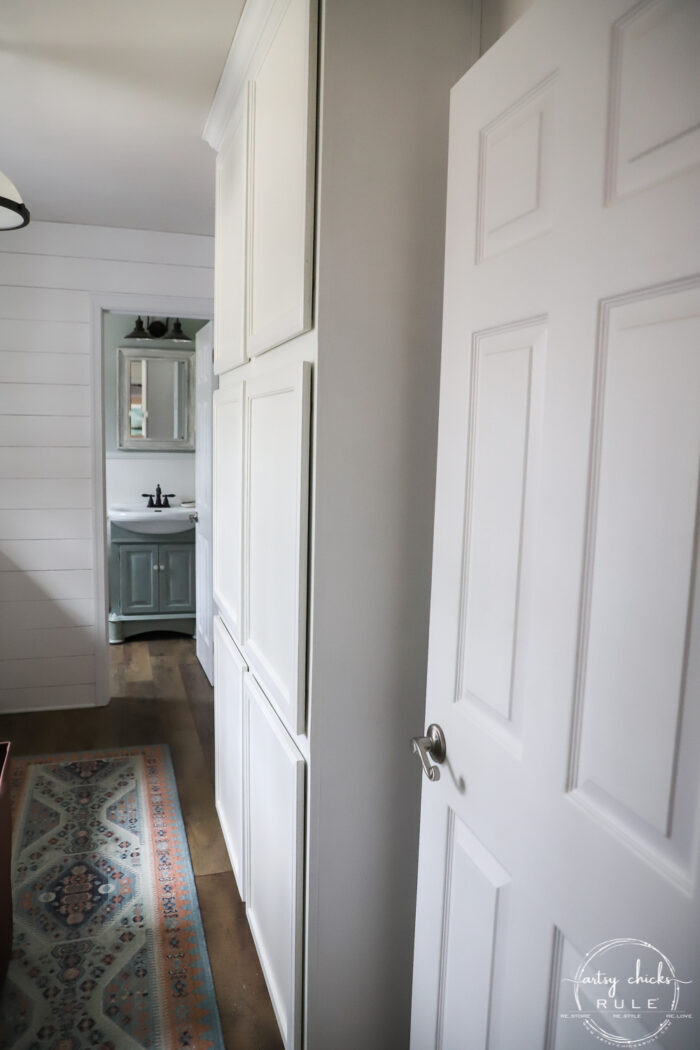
[480,0,535,53]
[305,1,477,1045]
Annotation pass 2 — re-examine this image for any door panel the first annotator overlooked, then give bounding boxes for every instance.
[247,0,316,356]
[213,380,244,643]
[411,1,700,1046]
[246,673,304,1050]
[214,614,248,897]
[158,544,195,613]
[243,361,311,735]
[215,93,249,374]
[119,544,158,615]
[196,321,216,683]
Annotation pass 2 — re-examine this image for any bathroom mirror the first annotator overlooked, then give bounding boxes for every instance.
[117,346,195,451]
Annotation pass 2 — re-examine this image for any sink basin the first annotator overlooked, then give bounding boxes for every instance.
[108,505,195,534]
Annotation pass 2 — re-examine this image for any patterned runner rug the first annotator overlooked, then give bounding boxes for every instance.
[0,744,224,1049]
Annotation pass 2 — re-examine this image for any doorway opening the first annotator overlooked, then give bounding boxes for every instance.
[99,308,210,673]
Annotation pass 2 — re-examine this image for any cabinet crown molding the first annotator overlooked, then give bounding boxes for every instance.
[203,0,281,151]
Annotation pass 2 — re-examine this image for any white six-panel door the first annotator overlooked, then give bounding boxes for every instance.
[411,0,700,1046]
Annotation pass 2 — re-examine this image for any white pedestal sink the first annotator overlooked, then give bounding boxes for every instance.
[108,505,196,534]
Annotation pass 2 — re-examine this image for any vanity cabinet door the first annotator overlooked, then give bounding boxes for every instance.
[119,544,159,615]
[246,674,304,1050]
[158,544,195,613]
[214,615,248,897]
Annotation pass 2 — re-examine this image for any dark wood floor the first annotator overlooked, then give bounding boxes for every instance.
[0,633,283,1050]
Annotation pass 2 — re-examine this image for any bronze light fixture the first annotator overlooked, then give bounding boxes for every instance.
[124,316,192,343]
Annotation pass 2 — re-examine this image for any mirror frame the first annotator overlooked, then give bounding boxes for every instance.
[117,345,195,451]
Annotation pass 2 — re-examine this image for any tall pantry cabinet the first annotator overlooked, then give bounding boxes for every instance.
[204,1,478,1047]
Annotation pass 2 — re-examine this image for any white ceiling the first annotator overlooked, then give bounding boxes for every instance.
[0,0,246,235]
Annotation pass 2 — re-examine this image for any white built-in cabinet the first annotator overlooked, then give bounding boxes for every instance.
[208,1,316,1047]
[214,613,304,1045]
[212,0,316,368]
[206,0,465,1044]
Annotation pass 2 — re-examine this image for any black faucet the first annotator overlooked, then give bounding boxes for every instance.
[142,484,175,509]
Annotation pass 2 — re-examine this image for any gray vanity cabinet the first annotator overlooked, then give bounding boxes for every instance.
[109,524,196,642]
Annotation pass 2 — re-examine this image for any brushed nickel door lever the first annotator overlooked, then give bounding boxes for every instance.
[411,724,446,781]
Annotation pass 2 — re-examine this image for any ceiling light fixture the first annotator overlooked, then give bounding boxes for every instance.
[0,172,30,230]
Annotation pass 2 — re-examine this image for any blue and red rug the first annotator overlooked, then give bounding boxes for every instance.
[0,744,224,1049]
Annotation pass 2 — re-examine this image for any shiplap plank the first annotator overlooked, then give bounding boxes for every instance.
[0,448,91,478]
[0,351,89,385]
[0,384,89,416]
[0,416,91,447]
[0,478,92,509]
[0,683,96,713]
[0,509,92,540]
[0,569,93,601]
[0,287,89,322]
[0,318,89,354]
[0,222,214,269]
[0,255,213,301]
[0,539,94,572]
[0,625,95,660]
[0,598,95,629]
[0,655,95,689]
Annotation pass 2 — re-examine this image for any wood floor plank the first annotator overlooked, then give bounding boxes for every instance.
[124,640,152,682]
[196,871,283,1050]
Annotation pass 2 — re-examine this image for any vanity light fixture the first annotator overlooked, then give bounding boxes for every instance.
[0,172,30,230]
[124,316,148,339]
[167,319,192,343]
[123,316,192,342]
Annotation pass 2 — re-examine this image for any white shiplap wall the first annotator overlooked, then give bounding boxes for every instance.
[0,222,213,713]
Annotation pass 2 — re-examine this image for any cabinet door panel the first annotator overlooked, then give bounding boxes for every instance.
[215,90,249,374]
[246,675,304,1050]
[214,615,248,897]
[213,380,245,643]
[119,544,158,615]
[243,361,311,734]
[247,0,317,356]
[158,544,195,613]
